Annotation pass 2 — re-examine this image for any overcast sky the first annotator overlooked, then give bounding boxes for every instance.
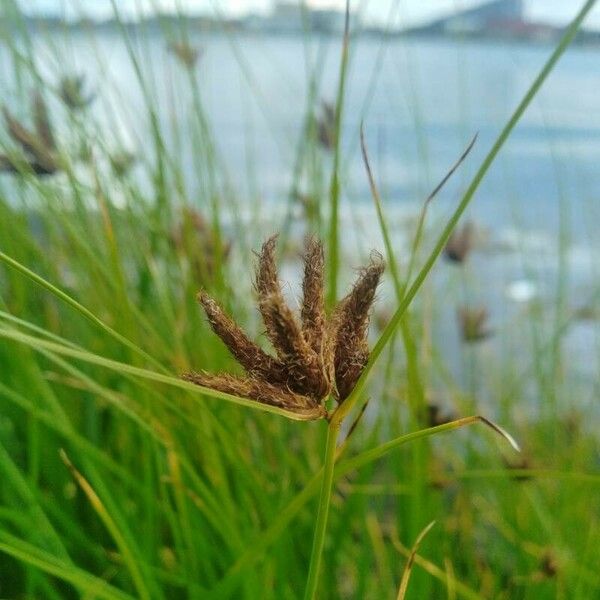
[23,0,600,28]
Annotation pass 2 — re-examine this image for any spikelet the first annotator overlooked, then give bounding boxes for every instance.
[444,222,474,263]
[332,253,385,401]
[60,75,95,110]
[457,306,492,343]
[168,41,201,69]
[0,91,58,176]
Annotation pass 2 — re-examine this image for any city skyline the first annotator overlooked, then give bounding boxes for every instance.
[21,0,600,29]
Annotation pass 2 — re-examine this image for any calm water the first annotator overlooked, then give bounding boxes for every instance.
[15,30,600,222]
[19,30,598,241]
[3,30,600,405]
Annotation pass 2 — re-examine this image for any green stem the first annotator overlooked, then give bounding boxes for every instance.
[304,415,342,600]
[326,0,351,309]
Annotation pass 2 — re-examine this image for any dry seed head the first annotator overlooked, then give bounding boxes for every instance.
[3,107,39,157]
[168,41,201,69]
[171,208,232,285]
[255,236,313,364]
[1,92,58,175]
[457,306,492,343]
[445,222,474,263]
[317,101,336,150]
[60,75,95,110]
[33,92,56,150]
[110,150,136,177]
[184,236,384,418]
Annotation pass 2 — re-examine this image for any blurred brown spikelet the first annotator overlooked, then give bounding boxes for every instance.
[60,75,95,110]
[170,207,231,286]
[426,403,456,427]
[0,91,58,176]
[168,41,202,69]
[183,235,385,418]
[444,222,474,263]
[457,306,492,343]
[109,150,136,178]
[33,92,56,150]
[539,552,558,578]
[316,101,336,150]
[503,455,533,482]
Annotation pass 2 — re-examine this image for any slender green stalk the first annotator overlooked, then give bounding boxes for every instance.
[303,415,342,600]
[216,415,518,593]
[0,327,320,421]
[326,0,351,309]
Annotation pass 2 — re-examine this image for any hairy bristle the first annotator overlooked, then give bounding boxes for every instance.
[33,92,55,151]
[334,253,385,347]
[198,291,283,378]
[256,236,313,360]
[182,371,321,414]
[333,253,385,401]
[335,345,369,402]
[301,237,326,355]
[260,294,331,399]
[255,235,280,299]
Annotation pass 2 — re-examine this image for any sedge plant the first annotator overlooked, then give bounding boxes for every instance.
[0,0,597,597]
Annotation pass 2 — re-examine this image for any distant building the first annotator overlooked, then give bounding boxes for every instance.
[245,1,356,34]
[411,0,525,35]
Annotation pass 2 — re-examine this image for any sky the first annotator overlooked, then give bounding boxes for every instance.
[22,0,600,28]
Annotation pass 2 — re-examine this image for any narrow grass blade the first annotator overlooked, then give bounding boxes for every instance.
[391,529,483,600]
[214,415,517,593]
[396,521,436,600]
[339,415,520,476]
[0,250,166,373]
[0,531,135,600]
[0,327,320,421]
[59,450,152,600]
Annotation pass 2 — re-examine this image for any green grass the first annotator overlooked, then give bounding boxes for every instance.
[0,1,599,598]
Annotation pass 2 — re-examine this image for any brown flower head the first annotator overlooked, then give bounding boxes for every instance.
[170,207,231,285]
[502,454,533,482]
[109,150,136,178]
[425,403,457,427]
[457,306,492,343]
[444,221,474,263]
[183,235,385,419]
[316,101,336,151]
[60,75,95,110]
[0,91,58,176]
[168,41,202,69]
